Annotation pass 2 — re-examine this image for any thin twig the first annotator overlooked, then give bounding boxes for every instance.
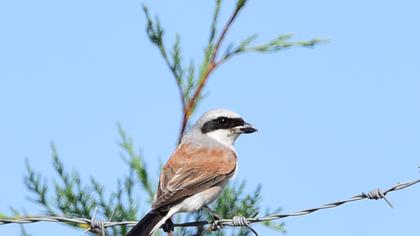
[177,1,247,143]
[210,0,245,64]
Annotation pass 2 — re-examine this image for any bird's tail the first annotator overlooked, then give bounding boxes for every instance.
[126,211,166,236]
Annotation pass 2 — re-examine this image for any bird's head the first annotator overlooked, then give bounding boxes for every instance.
[194,109,257,148]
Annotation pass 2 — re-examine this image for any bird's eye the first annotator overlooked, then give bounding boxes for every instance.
[217,117,229,126]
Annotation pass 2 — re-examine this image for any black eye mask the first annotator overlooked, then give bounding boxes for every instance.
[201,116,245,134]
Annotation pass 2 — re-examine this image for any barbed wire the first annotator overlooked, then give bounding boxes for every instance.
[1,178,419,236]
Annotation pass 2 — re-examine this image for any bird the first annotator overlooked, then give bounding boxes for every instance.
[126,109,257,236]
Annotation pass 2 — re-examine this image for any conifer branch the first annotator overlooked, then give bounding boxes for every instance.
[142,0,324,143]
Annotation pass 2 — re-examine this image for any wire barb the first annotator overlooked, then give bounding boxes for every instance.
[85,207,106,236]
[232,216,258,236]
[363,188,394,208]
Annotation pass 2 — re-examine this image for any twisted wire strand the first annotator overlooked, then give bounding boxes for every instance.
[176,178,420,227]
[1,178,419,233]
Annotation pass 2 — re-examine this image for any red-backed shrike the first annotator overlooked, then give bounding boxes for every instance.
[127,109,257,236]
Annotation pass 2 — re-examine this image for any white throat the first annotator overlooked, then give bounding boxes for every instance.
[206,129,239,149]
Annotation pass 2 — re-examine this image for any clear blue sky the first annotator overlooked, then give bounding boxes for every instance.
[1,0,420,235]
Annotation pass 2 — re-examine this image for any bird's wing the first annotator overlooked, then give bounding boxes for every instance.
[152,143,237,210]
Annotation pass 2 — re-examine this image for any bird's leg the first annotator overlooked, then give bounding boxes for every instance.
[162,218,174,233]
[204,205,222,220]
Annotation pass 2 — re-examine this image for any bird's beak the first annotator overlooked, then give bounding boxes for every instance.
[239,122,258,134]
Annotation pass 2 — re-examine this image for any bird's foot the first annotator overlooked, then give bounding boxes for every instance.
[162,218,174,233]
